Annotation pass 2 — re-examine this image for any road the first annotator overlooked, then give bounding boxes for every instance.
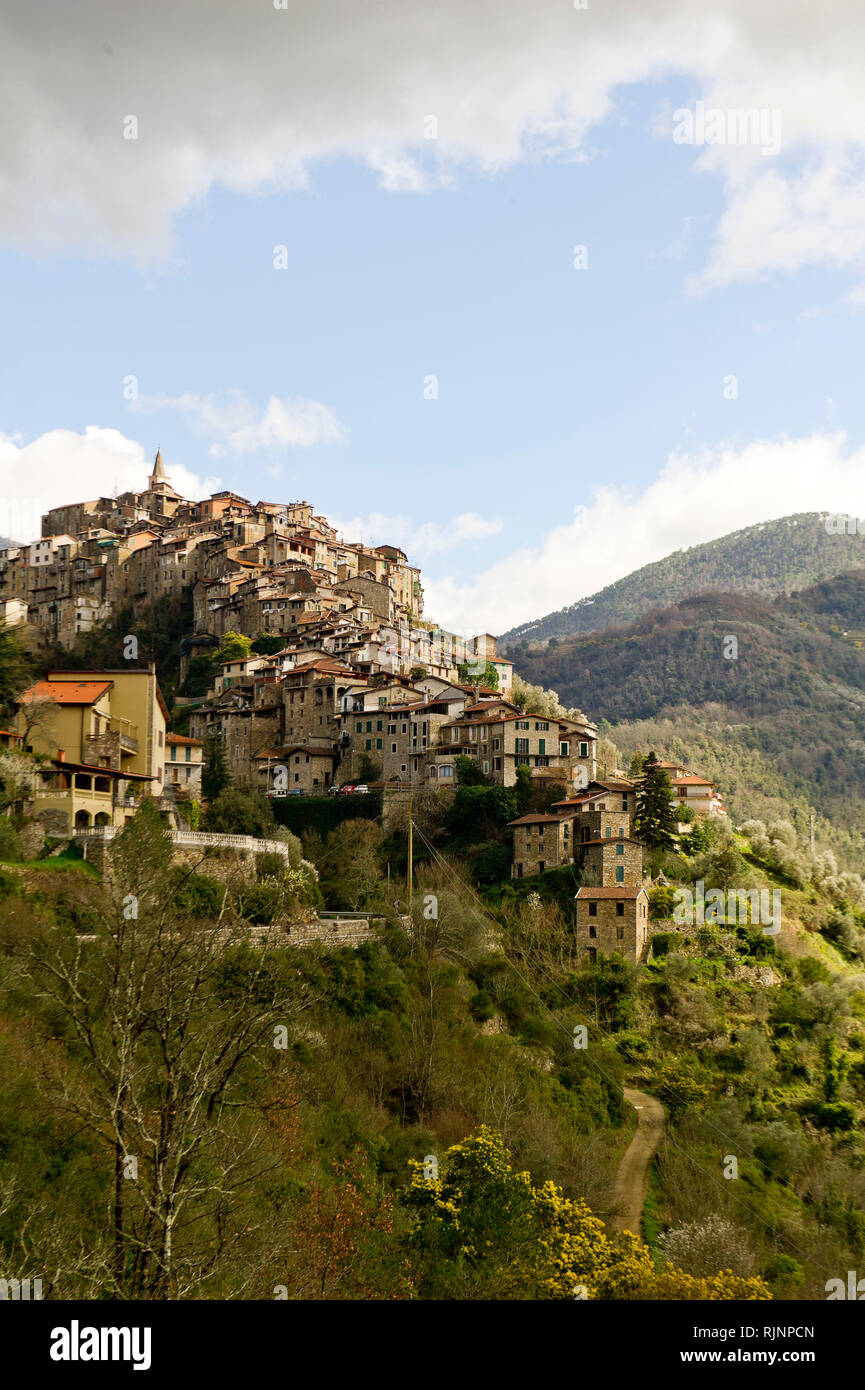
[608,1087,665,1242]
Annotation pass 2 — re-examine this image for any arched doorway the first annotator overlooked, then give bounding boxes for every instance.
[94,812,111,826]
[75,810,92,828]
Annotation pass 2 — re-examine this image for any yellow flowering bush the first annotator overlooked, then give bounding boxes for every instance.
[407,1126,770,1301]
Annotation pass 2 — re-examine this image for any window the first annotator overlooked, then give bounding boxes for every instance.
[616,842,624,855]
[560,741,568,756]
[515,737,529,755]
[376,720,383,732]
[621,795,629,810]
[579,742,588,757]
[483,761,489,773]
[538,861,545,873]
[185,747,191,762]
[605,827,612,838]
[376,738,382,750]
[515,863,523,878]
[616,901,625,915]
[494,757,502,771]
[366,720,372,732]
[618,826,624,838]
[391,743,397,753]
[615,866,624,882]
[516,720,529,730]
[617,925,624,940]
[588,902,597,917]
[365,739,372,751]
[493,737,500,750]
[588,924,597,938]
[535,721,549,731]
[538,738,546,754]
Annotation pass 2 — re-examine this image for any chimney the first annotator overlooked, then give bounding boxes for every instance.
[57,749,65,762]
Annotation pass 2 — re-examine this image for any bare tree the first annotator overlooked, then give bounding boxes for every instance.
[25,803,311,1298]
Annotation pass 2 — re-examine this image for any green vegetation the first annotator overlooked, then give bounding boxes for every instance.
[500,512,865,646]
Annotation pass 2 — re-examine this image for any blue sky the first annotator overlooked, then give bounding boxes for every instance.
[3,2,865,632]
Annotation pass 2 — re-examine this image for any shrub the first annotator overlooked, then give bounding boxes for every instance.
[256,851,286,880]
[800,1100,856,1132]
[650,932,675,958]
[648,886,677,920]
[658,1215,756,1278]
[0,819,22,862]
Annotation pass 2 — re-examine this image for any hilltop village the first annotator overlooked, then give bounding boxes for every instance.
[0,452,725,961]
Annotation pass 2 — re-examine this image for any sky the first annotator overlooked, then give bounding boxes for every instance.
[2,0,865,635]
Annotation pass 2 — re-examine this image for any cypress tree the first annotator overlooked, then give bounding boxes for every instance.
[633,751,679,851]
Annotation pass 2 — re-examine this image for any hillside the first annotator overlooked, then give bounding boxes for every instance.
[499,512,865,647]
[510,571,865,861]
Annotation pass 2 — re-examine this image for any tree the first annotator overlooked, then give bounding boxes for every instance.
[16,692,59,752]
[0,751,40,815]
[406,1126,768,1300]
[457,660,499,691]
[455,754,489,787]
[0,621,32,719]
[510,675,562,717]
[24,803,310,1297]
[356,753,381,784]
[633,752,679,851]
[202,733,231,801]
[203,787,275,838]
[217,631,254,664]
[317,820,383,910]
[251,634,286,656]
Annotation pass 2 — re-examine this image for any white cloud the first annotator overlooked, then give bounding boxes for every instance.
[0,426,219,542]
[4,1,865,287]
[424,432,865,633]
[331,510,502,559]
[130,391,346,455]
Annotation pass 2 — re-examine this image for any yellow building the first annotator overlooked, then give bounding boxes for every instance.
[15,667,167,833]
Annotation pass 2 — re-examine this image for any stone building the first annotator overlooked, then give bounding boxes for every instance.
[508,813,574,877]
[575,886,650,961]
[578,835,643,887]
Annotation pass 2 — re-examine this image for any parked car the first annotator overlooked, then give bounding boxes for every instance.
[327,784,341,796]
[288,788,304,796]
[339,784,356,794]
[353,784,369,794]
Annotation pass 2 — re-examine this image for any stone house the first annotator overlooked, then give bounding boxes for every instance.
[578,835,643,887]
[508,813,574,877]
[254,742,337,795]
[575,886,650,961]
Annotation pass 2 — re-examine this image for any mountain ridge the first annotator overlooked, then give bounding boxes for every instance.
[499,512,865,648]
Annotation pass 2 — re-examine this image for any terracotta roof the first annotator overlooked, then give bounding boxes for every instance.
[575,886,647,899]
[166,733,203,746]
[18,679,112,706]
[671,774,714,786]
[507,814,571,826]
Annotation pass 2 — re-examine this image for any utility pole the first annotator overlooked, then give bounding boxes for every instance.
[407,792,413,918]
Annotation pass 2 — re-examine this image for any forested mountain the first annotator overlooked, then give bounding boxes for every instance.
[510,571,865,860]
[499,513,865,646]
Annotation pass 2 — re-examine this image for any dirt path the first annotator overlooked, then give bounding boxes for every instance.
[608,1087,665,1242]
